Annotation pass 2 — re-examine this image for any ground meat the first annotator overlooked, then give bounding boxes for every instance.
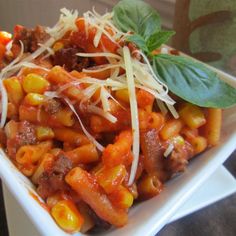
[30,25,50,52]
[53,46,90,72]
[17,121,37,146]
[53,153,73,175]
[6,121,36,158]
[164,141,194,176]
[42,98,61,114]
[140,129,167,182]
[37,173,55,198]
[13,25,49,53]
[37,153,73,199]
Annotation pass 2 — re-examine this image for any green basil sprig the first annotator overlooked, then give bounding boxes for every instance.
[153,54,236,108]
[113,0,174,55]
[113,0,236,108]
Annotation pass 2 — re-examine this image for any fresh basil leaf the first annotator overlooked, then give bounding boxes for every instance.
[126,34,149,53]
[152,54,236,108]
[147,31,175,52]
[113,0,161,40]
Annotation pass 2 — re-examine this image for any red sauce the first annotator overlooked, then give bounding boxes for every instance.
[29,190,49,212]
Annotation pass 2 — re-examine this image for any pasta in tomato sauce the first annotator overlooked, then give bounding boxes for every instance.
[0,5,224,234]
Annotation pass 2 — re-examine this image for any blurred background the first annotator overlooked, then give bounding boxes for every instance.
[0,0,236,76]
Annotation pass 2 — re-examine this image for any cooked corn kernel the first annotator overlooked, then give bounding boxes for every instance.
[24,93,45,106]
[22,73,50,94]
[115,89,129,104]
[3,77,24,105]
[51,200,84,233]
[36,126,55,141]
[53,41,64,52]
[179,103,206,129]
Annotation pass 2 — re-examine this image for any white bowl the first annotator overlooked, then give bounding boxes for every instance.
[3,165,236,236]
[0,68,236,236]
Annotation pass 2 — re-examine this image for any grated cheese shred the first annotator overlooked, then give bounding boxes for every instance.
[164,143,174,157]
[123,46,140,185]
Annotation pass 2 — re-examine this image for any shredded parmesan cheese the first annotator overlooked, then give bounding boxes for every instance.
[0,80,8,128]
[87,105,117,123]
[123,46,140,186]
[77,52,121,60]
[64,98,104,151]
[164,143,174,157]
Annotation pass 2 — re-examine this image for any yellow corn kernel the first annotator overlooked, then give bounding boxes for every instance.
[115,89,129,104]
[160,119,183,140]
[55,108,75,127]
[53,41,64,52]
[191,136,208,154]
[22,73,50,94]
[3,77,24,105]
[51,200,84,233]
[109,185,134,209]
[179,103,206,129]
[137,175,162,200]
[36,126,55,141]
[24,93,45,106]
[97,165,127,194]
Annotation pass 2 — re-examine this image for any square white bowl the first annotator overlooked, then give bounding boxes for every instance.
[3,165,236,236]
[0,69,236,236]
